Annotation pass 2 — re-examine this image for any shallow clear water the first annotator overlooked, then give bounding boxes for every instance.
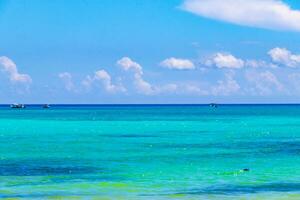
[0,105,300,199]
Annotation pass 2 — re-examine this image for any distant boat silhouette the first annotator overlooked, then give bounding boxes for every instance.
[209,103,218,108]
[10,104,26,109]
[42,104,50,109]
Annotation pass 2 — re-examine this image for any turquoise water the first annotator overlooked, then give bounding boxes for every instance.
[1,105,300,199]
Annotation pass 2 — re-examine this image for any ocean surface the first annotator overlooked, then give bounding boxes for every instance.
[0,104,300,199]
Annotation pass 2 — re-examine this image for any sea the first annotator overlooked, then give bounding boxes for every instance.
[0,104,300,199]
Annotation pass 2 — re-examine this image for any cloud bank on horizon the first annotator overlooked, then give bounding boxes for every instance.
[55,47,300,98]
[2,45,300,99]
[181,0,300,32]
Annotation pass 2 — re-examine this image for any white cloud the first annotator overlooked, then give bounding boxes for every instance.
[117,57,143,75]
[245,70,284,95]
[133,73,155,95]
[245,60,277,69]
[0,56,32,84]
[58,72,76,92]
[206,52,279,69]
[117,57,154,95]
[117,57,180,95]
[268,47,300,67]
[60,70,126,94]
[94,70,125,92]
[108,56,243,96]
[82,70,126,93]
[181,0,300,32]
[206,53,244,69]
[211,72,240,95]
[160,57,195,70]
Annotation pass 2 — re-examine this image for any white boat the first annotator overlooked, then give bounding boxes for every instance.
[10,104,26,109]
[209,103,218,108]
[42,104,50,109]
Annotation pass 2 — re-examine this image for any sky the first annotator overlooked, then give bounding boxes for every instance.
[1,0,300,104]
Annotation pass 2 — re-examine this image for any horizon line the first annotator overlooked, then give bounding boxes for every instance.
[2,103,300,106]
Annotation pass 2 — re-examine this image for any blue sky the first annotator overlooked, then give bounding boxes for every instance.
[1,0,300,104]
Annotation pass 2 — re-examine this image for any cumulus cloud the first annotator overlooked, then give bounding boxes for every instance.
[181,0,300,32]
[160,57,195,70]
[245,60,277,69]
[0,56,32,84]
[58,72,76,92]
[245,70,284,95]
[211,72,240,95]
[94,70,126,93]
[117,57,180,95]
[82,70,126,93]
[133,73,156,95]
[206,52,279,69]
[268,47,300,67]
[206,53,244,69]
[117,57,155,95]
[117,57,143,75]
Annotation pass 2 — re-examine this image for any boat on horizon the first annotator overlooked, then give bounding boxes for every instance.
[10,104,26,109]
[209,103,218,108]
[42,104,50,109]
